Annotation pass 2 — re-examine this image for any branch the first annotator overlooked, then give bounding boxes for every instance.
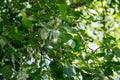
[76,29,85,44]
[75,24,101,53]
[70,0,93,8]
[70,0,86,8]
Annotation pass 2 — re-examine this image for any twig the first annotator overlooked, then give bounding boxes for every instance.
[70,0,86,8]
[75,26,85,44]
[70,0,93,8]
[75,24,101,53]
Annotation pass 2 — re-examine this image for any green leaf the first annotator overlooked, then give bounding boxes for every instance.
[40,28,49,40]
[22,16,32,28]
[63,67,74,78]
[96,52,105,57]
[72,35,83,51]
[113,47,120,57]
[104,67,113,76]
[104,54,114,60]
[0,65,12,79]
[71,0,77,3]
[92,69,101,75]
[85,0,91,4]
[81,71,95,80]
[61,25,76,33]
[66,39,76,49]
[59,32,73,44]
[57,0,66,4]
[0,0,4,6]
[50,61,63,79]
[10,40,24,48]
[49,61,59,71]
[10,25,18,33]
[59,4,67,18]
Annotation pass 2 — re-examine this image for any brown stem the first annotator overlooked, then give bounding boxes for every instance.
[70,0,86,8]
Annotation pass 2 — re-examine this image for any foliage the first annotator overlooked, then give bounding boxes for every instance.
[0,0,120,79]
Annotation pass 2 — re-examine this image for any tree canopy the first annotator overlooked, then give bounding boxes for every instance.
[0,0,120,79]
